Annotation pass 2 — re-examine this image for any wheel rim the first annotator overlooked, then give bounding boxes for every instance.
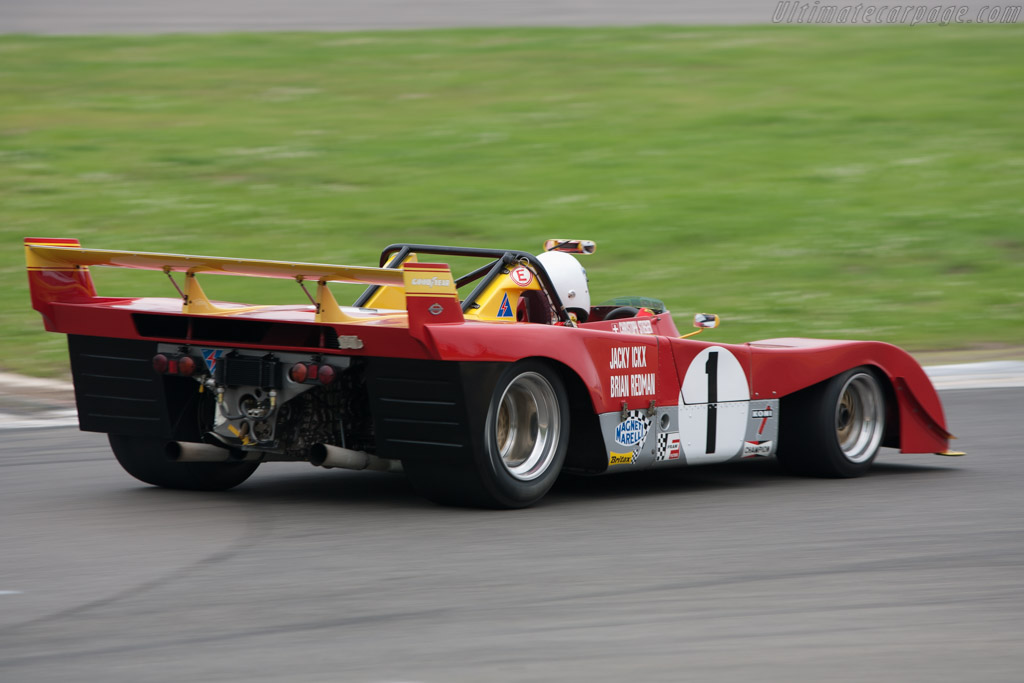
[835,372,885,463]
[494,371,560,481]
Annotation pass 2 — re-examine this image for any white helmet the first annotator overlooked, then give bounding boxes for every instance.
[536,250,590,318]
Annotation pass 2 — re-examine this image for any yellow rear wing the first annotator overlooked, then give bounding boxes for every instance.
[25,239,459,325]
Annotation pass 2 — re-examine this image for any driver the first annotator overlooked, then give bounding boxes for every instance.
[536,250,590,323]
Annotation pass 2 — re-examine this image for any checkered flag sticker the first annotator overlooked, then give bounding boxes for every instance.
[655,431,681,462]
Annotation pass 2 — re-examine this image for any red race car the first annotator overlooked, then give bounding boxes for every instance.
[25,237,960,508]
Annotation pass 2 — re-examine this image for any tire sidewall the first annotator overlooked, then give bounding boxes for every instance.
[479,360,570,507]
[820,367,885,477]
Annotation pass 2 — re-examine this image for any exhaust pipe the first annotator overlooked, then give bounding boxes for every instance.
[166,441,234,462]
[310,444,402,473]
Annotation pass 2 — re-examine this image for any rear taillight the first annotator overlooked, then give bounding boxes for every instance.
[178,356,197,376]
[152,353,200,376]
[152,354,169,373]
[288,363,308,383]
[318,364,336,385]
[286,361,339,385]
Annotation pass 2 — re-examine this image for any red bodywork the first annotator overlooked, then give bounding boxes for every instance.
[25,237,951,459]
[419,322,949,454]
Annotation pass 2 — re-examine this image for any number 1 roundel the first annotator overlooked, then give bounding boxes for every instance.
[678,346,750,464]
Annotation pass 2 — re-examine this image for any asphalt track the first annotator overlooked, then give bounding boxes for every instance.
[0,0,1017,33]
[1,386,1021,682]
[3,4,1022,680]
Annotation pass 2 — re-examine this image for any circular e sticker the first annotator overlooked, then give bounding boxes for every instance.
[510,266,534,287]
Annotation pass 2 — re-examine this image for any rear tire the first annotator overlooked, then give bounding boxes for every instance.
[109,434,259,491]
[404,360,569,508]
[777,367,886,478]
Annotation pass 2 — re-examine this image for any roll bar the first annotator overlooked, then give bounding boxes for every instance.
[355,243,572,324]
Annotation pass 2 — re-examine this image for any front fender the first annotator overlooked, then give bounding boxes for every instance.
[747,338,950,454]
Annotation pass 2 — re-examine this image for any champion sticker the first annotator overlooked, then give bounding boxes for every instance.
[497,292,514,318]
[742,441,773,458]
[509,266,534,287]
[201,349,223,373]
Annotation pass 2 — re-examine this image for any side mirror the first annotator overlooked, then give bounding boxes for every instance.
[543,239,596,255]
[680,312,720,339]
[693,313,720,329]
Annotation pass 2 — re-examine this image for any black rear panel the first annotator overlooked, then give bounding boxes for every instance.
[69,335,506,458]
[68,335,205,440]
[68,335,166,436]
[364,358,504,464]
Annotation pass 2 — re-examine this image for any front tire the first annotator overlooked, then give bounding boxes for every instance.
[109,434,259,491]
[404,360,570,508]
[777,367,886,478]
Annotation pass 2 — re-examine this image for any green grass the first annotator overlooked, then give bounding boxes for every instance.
[2,26,1022,377]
